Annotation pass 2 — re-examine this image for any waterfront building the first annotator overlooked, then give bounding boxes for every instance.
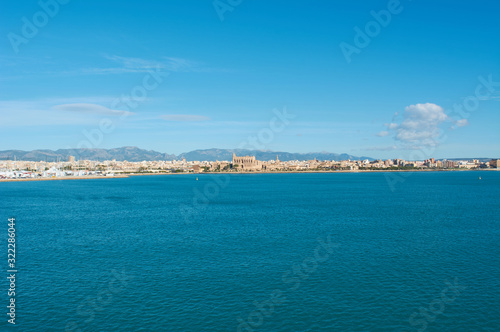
[232,154,262,170]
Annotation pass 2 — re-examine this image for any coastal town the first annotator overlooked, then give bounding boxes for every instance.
[1,153,499,180]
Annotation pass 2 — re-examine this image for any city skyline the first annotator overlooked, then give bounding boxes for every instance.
[2,152,498,182]
[0,146,497,163]
[1,0,499,159]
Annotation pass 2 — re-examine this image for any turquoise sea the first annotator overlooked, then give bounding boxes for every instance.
[1,171,499,331]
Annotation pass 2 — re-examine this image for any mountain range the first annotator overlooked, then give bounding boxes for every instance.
[0,147,374,162]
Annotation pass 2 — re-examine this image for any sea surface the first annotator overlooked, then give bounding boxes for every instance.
[1,171,499,331]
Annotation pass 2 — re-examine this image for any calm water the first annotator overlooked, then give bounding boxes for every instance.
[1,171,499,331]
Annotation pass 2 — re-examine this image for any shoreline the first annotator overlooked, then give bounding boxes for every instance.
[0,175,130,182]
[1,168,497,182]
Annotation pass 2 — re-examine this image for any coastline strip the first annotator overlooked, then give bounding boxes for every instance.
[1,168,497,182]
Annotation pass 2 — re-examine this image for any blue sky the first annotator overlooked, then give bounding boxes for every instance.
[1,0,499,159]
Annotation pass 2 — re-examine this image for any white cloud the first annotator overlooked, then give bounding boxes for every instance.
[376,131,389,137]
[52,103,134,116]
[385,103,448,147]
[455,119,469,127]
[159,114,211,122]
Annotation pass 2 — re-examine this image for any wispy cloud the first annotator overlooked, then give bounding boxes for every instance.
[0,99,134,127]
[455,119,469,128]
[66,55,199,76]
[376,131,389,137]
[366,145,398,151]
[52,103,134,116]
[159,114,211,122]
[106,55,195,72]
[476,94,500,101]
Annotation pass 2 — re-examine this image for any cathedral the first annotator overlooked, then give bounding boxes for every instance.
[232,153,262,170]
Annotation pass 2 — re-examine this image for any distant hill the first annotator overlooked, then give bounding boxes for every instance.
[0,147,176,162]
[0,147,373,162]
[177,149,374,162]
